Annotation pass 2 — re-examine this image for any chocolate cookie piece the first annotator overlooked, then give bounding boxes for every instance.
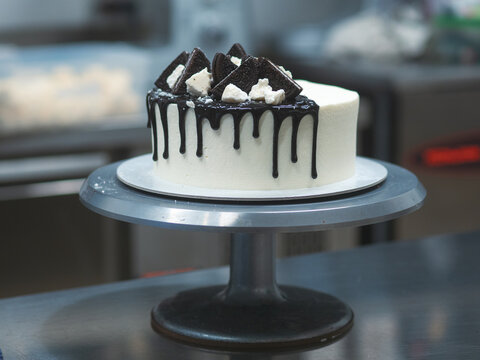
[227,43,247,58]
[258,58,302,100]
[154,51,189,90]
[210,56,260,99]
[212,52,238,86]
[172,48,211,95]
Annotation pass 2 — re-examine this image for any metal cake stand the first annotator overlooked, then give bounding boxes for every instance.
[79,159,426,350]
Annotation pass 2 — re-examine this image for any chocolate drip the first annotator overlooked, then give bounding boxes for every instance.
[291,115,300,163]
[146,94,158,161]
[311,116,318,179]
[232,112,242,150]
[146,92,152,128]
[177,103,188,154]
[196,115,204,157]
[272,112,284,178]
[159,102,169,159]
[147,89,319,179]
[252,115,260,138]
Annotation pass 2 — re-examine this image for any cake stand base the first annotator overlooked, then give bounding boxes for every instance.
[151,285,353,349]
[151,233,353,350]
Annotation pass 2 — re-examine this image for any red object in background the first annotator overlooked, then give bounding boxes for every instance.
[406,131,480,174]
[141,267,195,278]
[423,145,480,167]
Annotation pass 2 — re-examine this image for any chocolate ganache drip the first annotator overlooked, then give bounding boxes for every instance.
[146,90,319,179]
[148,44,320,179]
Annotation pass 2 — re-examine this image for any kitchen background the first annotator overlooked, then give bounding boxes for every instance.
[1,0,479,298]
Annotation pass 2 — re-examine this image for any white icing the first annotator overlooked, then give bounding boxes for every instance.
[264,89,285,105]
[221,84,250,103]
[230,56,242,66]
[152,80,359,190]
[185,68,212,97]
[249,78,272,101]
[166,64,185,89]
[249,78,285,105]
[186,100,195,108]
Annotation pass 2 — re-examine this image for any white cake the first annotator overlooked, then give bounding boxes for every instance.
[147,45,359,191]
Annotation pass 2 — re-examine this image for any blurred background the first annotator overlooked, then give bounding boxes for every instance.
[0,0,479,298]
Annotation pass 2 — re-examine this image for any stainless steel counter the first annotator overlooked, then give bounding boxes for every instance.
[0,230,479,359]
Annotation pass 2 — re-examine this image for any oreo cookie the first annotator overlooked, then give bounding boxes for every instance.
[212,52,238,86]
[154,51,189,90]
[210,56,260,99]
[258,58,302,100]
[227,43,247,58]
[172,48,211,95]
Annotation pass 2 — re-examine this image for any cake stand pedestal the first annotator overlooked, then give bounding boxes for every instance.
[79,159,425,350]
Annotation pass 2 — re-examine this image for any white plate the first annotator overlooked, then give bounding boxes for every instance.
[117,155,387,201]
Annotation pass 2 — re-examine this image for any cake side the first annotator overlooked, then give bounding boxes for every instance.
[150,81,358,190]
[298,80,359,186]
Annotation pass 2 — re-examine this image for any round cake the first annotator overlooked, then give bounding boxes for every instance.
[147,44,359,190]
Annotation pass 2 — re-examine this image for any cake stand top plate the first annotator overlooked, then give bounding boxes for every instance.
[79,159,426,233]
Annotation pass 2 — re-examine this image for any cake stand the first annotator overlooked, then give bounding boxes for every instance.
[79,159,425,350]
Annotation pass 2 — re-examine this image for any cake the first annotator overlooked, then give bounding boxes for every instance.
[147,44,359,190]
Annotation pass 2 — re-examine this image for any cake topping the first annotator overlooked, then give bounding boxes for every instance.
[249,78,286,104]
[230,56,242,66]
[258,58,301,100]
[171,48,211,95]
[221,83,250,103]
[249,78,272,101]
[210,56,302,102]
[166,64,185,89]
[154,44,302,105]
[212,52,238,87]
[278,65,292,79]
[154,51,189,90]
[265,89,285,105]
[226,43,247,58]
[185,67,212,97]
[210,56,260,100]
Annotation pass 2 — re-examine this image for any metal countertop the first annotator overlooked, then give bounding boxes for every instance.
[0,230,479,359]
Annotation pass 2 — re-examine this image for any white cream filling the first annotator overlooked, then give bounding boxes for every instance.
[166,64,185,89]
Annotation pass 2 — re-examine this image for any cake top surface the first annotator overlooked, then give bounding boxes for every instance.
[153,43,304,106]
[298,80,359,107]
